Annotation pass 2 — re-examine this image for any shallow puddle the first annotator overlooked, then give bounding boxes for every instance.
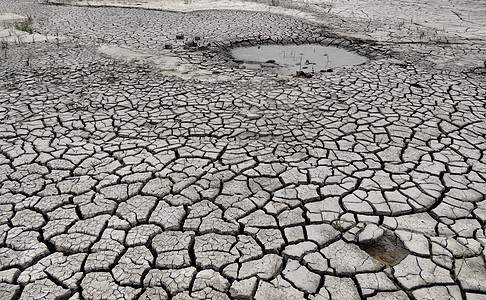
[231,44,367,75]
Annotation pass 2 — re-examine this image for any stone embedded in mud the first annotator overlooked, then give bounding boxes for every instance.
[185,40,197,48]
[295,71,313,78]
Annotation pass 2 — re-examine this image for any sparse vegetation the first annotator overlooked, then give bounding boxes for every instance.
[328,215,364,232]
[115,154,123,163]
[157,172,164,182]
[454,253,467,280]
[273,264,282,287]
[15,16,34,34]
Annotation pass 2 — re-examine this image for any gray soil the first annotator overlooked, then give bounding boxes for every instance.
[0,0,485,299]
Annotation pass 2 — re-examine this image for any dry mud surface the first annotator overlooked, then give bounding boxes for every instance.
[0,0,485,299]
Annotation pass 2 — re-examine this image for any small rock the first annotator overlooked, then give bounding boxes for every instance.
[184,40,197,48]
[295,71,313,78]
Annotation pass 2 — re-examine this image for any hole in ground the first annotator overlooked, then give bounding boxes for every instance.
[361,231,410,266]
[231,44,367,75]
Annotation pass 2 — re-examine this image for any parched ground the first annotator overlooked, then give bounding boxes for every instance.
[0,0,485,299]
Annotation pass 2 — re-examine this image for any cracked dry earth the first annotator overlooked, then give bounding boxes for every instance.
[1,0,486,299]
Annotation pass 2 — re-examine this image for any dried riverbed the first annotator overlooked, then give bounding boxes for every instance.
[0,0,485,299]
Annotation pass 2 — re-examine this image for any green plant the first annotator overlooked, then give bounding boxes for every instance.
[15,23,34,34]
[402,138,409,148]
[273,265,281,287]
[270,0,279,6]
[330,216,364,232]
[333,217,347,232]
[298,200,308,214]
[454,253,467,280]
[465,206,475,219]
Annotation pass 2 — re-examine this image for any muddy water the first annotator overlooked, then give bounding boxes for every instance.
[231,44,367,75]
